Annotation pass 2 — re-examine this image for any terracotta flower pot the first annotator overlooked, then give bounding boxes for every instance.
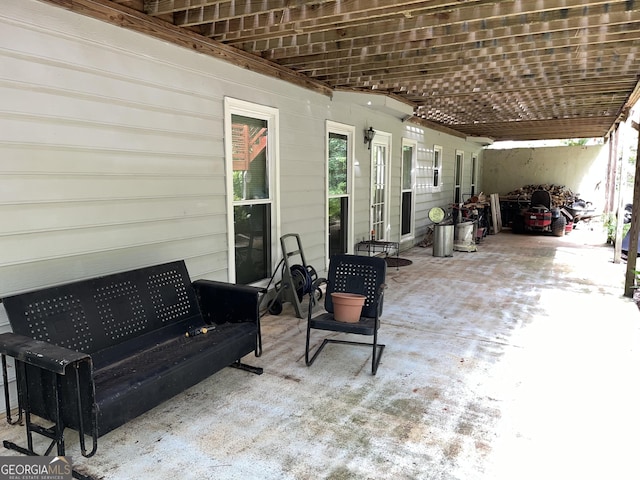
[331,292,366,323]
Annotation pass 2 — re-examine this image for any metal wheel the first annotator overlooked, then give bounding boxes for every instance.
[268,298,283,315]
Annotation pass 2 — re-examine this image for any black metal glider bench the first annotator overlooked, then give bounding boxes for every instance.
[0,260,262,476]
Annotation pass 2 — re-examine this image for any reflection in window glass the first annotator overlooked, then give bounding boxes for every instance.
[328,197,348,257]
[233,204,270,285]
[232,114,269,201]
[231,114,271,284]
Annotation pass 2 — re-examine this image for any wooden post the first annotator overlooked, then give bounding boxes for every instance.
[624,121,640,297]
[613,126,624,263]
[605,127,617,213]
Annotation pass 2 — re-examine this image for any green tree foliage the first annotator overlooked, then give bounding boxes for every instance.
[563,138,590,146]
[328,136,347,196]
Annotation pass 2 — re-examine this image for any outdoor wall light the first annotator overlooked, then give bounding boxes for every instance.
[364,126,376,149]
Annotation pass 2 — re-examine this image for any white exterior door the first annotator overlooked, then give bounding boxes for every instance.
[370,132,391,241]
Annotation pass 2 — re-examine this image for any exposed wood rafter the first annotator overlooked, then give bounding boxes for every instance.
[39,0,333,97]
[34,0,640,141]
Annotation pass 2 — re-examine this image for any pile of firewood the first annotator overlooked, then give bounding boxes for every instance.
[503,184,576,208]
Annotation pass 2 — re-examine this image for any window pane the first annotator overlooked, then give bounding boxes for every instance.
[401,191,412,235]
[232,114,269,201]
[402,146,412,190]
[234,204,270,285]
[471,156,477,195]
[472,156,477,181]
[454,153,463,203]
[329,133,348,195]
[329,197,348,257]
[433,149,440,187]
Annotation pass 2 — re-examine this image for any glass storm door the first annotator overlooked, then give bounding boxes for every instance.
[371,134,391,241]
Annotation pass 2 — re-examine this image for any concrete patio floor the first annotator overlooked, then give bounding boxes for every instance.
[2,225,640,480]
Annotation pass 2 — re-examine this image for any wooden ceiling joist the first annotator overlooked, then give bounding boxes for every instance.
[39,0,640,141]
[39,0,333,97]
[265,15,640,66]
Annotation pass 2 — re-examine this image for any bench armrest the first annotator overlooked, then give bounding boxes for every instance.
[192,280,262,325]
[0,332,91,374]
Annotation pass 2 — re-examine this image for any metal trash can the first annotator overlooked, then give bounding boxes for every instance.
[433,224,454,257]
[454,221,477,252]
[455,221,475,243]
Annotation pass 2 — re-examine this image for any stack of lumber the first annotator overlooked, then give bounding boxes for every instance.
[502,184,575,208]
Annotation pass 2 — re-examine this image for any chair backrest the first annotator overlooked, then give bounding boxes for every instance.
[530,189,551,209]
[325,254,387,318]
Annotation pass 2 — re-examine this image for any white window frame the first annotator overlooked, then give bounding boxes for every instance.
[454,150,464,204]
[432,145,443,192]
[326,120,355,259]
[224,97,280,283]
[471,153,478,196]
[401,137,417,240]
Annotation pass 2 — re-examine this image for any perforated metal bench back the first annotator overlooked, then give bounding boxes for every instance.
[2,261,202,354]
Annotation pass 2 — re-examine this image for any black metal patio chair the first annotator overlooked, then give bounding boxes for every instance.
[305,254,387,375]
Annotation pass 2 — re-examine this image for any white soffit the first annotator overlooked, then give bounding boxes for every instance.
[466,136,495,146]
[333,91,414,119]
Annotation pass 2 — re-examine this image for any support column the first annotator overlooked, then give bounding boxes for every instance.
[624,121,640,297]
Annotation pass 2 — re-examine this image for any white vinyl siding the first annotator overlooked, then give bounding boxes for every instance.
[0,0,488,410]
[0,7,230,301]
